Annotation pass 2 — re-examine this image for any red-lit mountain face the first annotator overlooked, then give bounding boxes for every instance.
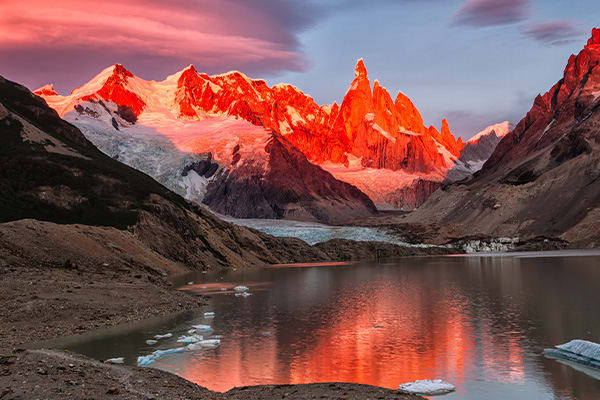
[36,59,468,218]
[405,29,600,247]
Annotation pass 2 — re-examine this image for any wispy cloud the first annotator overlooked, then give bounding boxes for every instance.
[0,0,321,92]
[522,20,586,46]
[453,0,533,27]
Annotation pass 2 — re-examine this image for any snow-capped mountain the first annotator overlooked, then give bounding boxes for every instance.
[36,59,474,216]
[459,121,513,171]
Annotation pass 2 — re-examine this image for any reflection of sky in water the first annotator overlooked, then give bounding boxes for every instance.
[45,254,600,399]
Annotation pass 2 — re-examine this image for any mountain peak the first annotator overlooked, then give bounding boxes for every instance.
[355,58,368,78]
[34,83,58,96]
[112,64,133,78]
[587,27,600,46]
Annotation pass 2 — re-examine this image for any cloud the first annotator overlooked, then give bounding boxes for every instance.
[0,0,321,92]
[453,0,532,27]
[522,20,586,46]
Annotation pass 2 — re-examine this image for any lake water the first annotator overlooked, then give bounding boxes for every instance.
[42,251,600,399]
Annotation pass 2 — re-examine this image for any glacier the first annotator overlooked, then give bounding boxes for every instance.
[221,216,436,247]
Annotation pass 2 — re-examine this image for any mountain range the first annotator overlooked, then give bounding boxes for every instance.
[34,59,492,220]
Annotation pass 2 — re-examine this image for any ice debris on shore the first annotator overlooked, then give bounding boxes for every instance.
[544,339,600,369]
[145,339,158,345]
[104,357,124,364]
[137,347,185,366]
[204,311,215,318]
[398,379,455,396]
[154,333,172,339]
[234,285,249,292]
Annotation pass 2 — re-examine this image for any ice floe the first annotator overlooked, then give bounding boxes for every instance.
[104,357,124,364]
[544,339,600,369]
[153,333,173,339]
[137,347,185,366]
[177,334,204,344]
[192,324,213,333]
[397,379,455,396]
[186,339,221,350]
[145,339,158,345]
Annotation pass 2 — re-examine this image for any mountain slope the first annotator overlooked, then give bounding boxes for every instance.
[36,60,470,213]
[404,29,600,247]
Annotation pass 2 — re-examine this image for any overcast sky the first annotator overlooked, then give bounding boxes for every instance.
[1,0,599,138]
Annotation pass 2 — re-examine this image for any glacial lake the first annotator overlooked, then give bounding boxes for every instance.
[41,251,600,399]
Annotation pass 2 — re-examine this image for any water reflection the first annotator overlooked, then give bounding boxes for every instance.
[46,254,600,399]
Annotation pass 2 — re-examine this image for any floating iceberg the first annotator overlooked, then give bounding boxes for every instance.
[204,312,215,318]
[154,333,172,339]
[544,340,600,369]
[137,347,185,366]
[192,324,213,333]
[145,339,158,345]
[104,357,124,364]
[398,379,455,396]
[234,286,249,292]
[186,339,221,351]
[177,334,204,344]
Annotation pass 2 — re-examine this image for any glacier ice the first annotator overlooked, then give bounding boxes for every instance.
[544,339,600,369]
[137,347,185,366]
[397,379,455,395]
[104,357,124,364]
[153,333,172,339]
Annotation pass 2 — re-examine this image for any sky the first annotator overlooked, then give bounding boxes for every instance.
[1,0,599,139]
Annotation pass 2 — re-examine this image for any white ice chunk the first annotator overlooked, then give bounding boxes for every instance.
[187,339,221,350]
[234,286,249,292]
[145,339,158,345]
[235,291,252,297]
[398,379,455,396]
[137,347,185,366]
[187,281,194,285]
[104,357,124,364]
[177,334,204,344]
[154,333,172,339]
[204,311,215,318]
[544,339,600,369]
[192,324,213,333]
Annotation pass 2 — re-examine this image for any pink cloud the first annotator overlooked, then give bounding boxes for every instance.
[453,0,532,27]
[0,0,317,93]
